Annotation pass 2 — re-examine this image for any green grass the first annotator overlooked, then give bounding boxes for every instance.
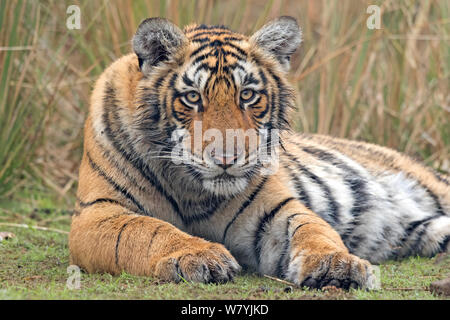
[1,0,449,300]
[1,197,449,300]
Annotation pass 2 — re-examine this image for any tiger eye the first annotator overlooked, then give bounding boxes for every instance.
[185,91,200,104]
[240,89,254,101]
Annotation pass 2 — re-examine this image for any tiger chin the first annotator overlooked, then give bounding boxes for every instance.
[69,16,450,290]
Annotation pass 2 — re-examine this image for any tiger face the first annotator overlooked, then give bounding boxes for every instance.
[132,17,302,196]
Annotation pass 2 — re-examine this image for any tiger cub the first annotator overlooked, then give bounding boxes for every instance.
[69,16,450,290]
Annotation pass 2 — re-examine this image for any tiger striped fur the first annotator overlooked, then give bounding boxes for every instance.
[69,17,450,290]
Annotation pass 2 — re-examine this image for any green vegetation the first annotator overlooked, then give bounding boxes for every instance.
[0,0,449,300]
[1,196,449,300]
[0,1,52,197]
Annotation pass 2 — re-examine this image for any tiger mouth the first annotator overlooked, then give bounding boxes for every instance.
[202,172,246,184]
[201,175,249,197]
[206,173,234,180]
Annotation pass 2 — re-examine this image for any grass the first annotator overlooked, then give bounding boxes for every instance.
[0,1,52,198]
[0,0,447,202]
[0,196,449,300]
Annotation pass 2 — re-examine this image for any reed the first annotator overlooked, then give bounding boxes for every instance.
[0,1,52,198]
[1,0,448,200]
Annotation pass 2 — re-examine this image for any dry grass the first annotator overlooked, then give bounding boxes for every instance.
[0,1,51,198]
[0,0,449,202]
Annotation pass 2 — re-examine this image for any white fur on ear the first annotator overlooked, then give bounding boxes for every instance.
[133,17,187,75]
[250,16,302,71]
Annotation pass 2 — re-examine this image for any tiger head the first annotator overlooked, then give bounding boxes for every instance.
[132,17,301,197]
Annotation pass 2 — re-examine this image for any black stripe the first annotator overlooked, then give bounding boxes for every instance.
[190,43,213,58]
[191,52,210,66]
[439,235,450,253]
[223,50,247,61]
[181,196,226,226]
[297,140,447,255]
[191,37,212,43]
[316,137,446,217]
[276,213,299,277]
[246,96,262,109]
[256,65,288,132]
[223,36,244,42]
[258,69,268,86]
[222,176,268,243]
[278,219,324,273]
[299,145,371,244]
[137,57,144,70]
[408,221,431,255]
[400,215,439,252]
[153,74,167,89]
[78,198,123,209]
[115,217,140,268]
[225,42,247,57]
[285,152,340,225]
[136,99,160,123]
[99,147,149,195]
[424,188,445,216]
[228,62,245,73]
[168,72,178,87]
[404,217,434,239]
[209,39,224,47]
[191,30,232,37]
[254,197,295,266]
[192,64,210,82]
[191,31,234,40]
[87,152,151,216]
[190,41,247,61]
[147,225,164,255]
[244,73,259,86]
[96,213,124,227]
[102,83,183,220]
[292,222,313,238]
[265,88,274,130]
[249,97,268,118]
[172,104,190,122]
[264,68,288,130]
[182,73,194,87]
[191,24,230,31]
[222,76,231,87]
[433,171,449,185]
[283,164,311,209]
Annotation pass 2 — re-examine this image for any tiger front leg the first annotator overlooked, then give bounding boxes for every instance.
[254,200,377,290]
[69,204,240,283]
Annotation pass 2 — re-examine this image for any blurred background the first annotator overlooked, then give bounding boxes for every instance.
[0,0,449,210]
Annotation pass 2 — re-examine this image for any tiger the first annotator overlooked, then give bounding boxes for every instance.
[69,16,450,290]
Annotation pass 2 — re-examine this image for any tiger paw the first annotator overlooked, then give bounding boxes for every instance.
[154,243,241,283]
[286,251,377,290]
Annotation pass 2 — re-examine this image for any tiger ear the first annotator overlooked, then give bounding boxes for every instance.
[250,16,302,71]
[133,17,187,75]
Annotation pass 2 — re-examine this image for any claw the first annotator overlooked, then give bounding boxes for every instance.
[302,277,318,289]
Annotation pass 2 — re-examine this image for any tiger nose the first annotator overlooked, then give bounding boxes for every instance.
[209,150,242,169]
[213,154,238,169]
